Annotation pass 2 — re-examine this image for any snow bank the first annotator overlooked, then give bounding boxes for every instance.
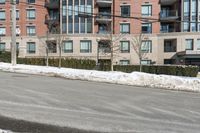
[0,62,200,92]
[0,129,13,133]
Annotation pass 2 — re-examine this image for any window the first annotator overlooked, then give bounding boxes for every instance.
[142,5,152,16]
[121,5,130,17]
[0,11,5,20]
[27,0,35,3]
[47,41,57,53]
[27,42,36,54]
[164,59,176,64]
[80,40,92,53]
[0,43,5,51]
[27,26,36,36]
[10,10,19,20]
[183,22,190,32]
[63,41,73,53]
[16,42,19,52]
[183,0,190,17]
[26,9,36,19]
[141,60,151,65]
[197,39,200,50]
[0,27,6,36]
[120,23,130,34]
[191,23,197,32]
[142,23,152,33]
[120,41,130,53]
[141,40,152,53]
[0,0,5,4]
[164,40,177,52]
[120,60,130,65]
[185,39,193,50]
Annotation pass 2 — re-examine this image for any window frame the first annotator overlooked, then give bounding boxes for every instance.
[80,40,92,53]
[27,42,36,54]
[120,23,130,34]
[141,5,152,16]
[26,9,36,20]
[185,39,194,50]
[63,40,73,53]
[120,41,130,53]
[121,5,131,17]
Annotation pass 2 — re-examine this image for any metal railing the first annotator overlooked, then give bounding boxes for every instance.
[160,10,178,18]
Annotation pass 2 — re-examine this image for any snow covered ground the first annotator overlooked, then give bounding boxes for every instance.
[0,129,12,133]
[0,62,200,92]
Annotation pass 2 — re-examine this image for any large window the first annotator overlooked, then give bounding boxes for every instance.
[141,60,151,65]
[142,5,152,16]
[27,42,36,54]
[141,40,152,53]
[0,43,5,51]
[197,39,200,50]
[164,40,177,52]
[183,0,190,17]
[120,60,130,65]
[120,23,130,34]
[142,23,152,33]
[27,26,36,36]
[185,39,194,50]
[121,5,130,17]
[80,40,92,53]
[26,9,36,19]
[120,41,130,53]
[183,22,190,32]
[27,0,35,3]
[0,0,5,4]
[0,27,6,36]
[164,59,176,64]
[63,41,73,53]
[0,11,5,20]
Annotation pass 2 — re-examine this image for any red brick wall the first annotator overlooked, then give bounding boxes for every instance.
[0,0,48,37]
[113,0,160,34]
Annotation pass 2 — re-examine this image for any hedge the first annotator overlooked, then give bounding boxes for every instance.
[18,58,96,70]
[114,65,199,77]
[0,51,96,70]
[0,51,199,77]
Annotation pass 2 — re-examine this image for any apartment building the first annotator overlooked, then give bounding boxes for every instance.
[0,0,200,66]
[0,0,48,57]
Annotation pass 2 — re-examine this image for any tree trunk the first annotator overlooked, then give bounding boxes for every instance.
[46,48,49,67]
[58,45,61,68]
[139,58,142,72]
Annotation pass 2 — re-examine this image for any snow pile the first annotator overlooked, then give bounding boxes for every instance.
[0,129,13,133]
[0,62,200,92]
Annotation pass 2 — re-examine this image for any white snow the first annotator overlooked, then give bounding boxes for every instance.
[0,62,200,92]
[0,129,13,133]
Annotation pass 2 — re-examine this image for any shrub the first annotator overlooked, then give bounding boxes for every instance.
[114,65,199,77]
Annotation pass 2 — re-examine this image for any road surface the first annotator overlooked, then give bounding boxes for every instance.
[0,71,200,133]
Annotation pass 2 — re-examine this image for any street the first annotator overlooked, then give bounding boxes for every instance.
[0,71,200,133]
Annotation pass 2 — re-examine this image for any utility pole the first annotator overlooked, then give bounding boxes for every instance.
[11,0,16,66]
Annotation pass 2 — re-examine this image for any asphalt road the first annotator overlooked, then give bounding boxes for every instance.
[0,71,200,133]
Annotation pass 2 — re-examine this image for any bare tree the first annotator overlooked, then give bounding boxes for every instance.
[97,31,126,71]
[131,33,148,72]
[38,31,50,67]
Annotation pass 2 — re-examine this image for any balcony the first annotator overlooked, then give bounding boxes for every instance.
[159,0,177,5]
[96,12,112,23]
[45,15,59,25]
[45,0,59,9]
[160,28,176,33]
[96,0,112,7]
[160,10,178,21]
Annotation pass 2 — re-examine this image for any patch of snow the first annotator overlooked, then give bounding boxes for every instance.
[0,62,200,92]
[0,129,13,133]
